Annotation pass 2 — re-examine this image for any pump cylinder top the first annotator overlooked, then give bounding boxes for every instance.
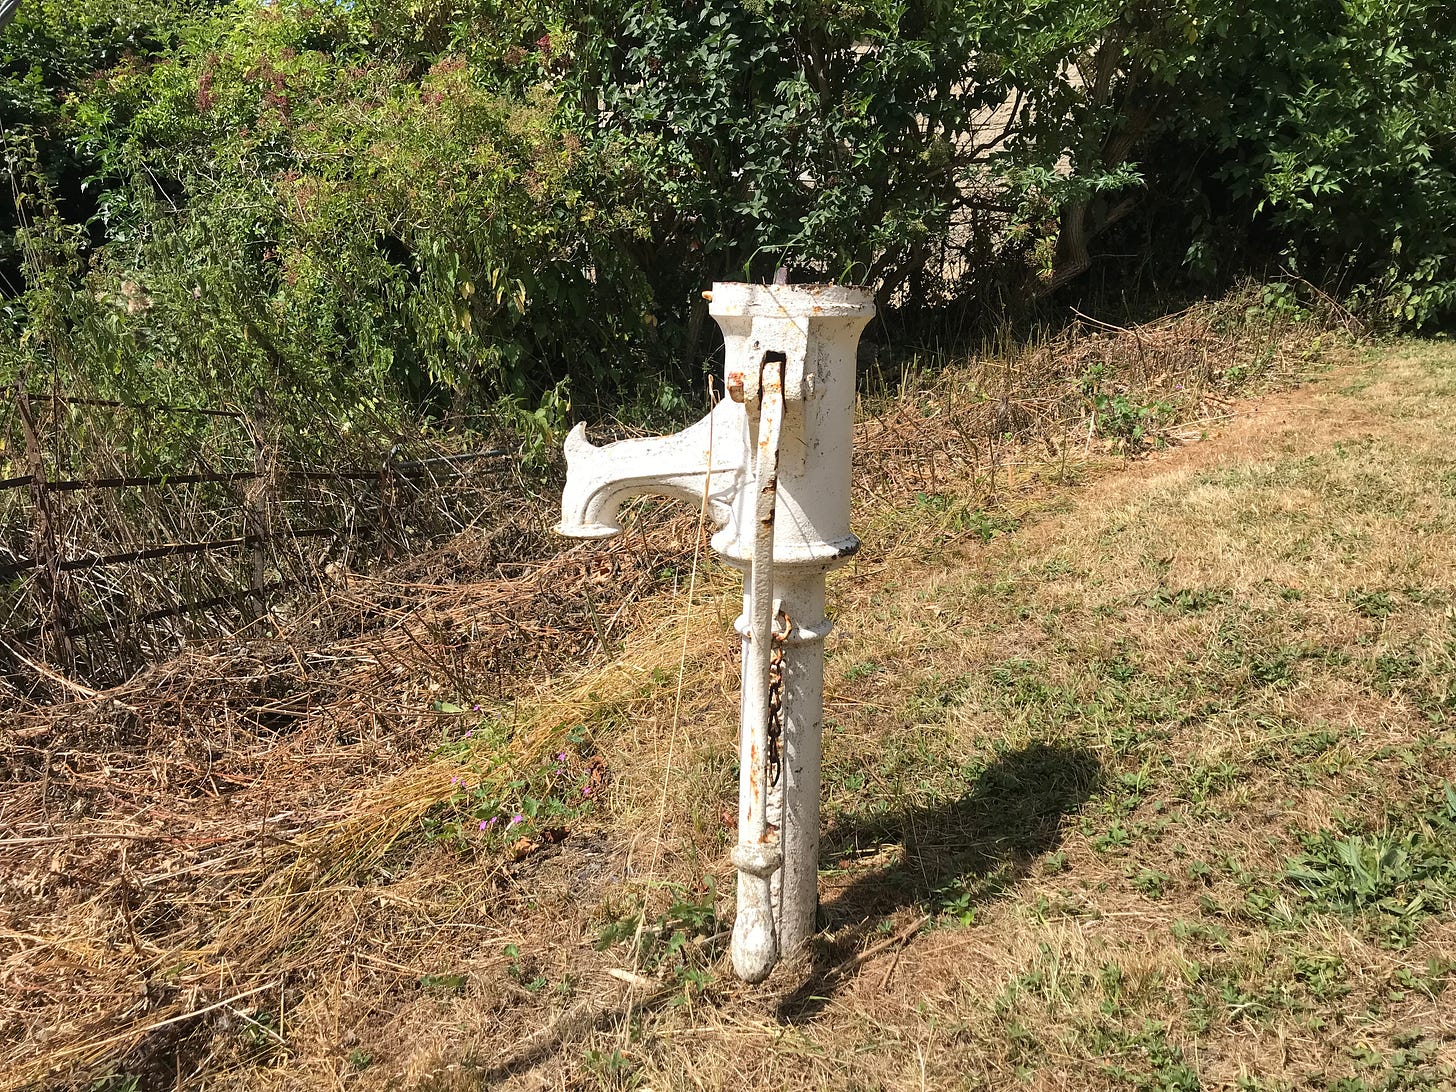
[708,282,874,573]
[707,282,876,320]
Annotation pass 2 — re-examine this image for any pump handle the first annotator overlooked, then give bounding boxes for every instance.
[730,350,788,983]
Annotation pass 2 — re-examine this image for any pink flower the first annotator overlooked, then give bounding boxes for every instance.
[508,813,524,827]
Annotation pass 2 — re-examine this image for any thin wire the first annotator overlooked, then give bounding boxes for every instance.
[621,381,719,1040]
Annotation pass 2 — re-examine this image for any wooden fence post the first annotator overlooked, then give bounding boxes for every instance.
[244,387,273,625]
[379,445,398,562]
[15,391,77,673]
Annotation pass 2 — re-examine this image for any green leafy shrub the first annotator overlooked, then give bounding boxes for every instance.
[0,0,205,265]
[1153,0,1456,327]
[63,2,634,430]
[8,0,1456,472]
[557,0,1141,326]
[4,0,670,461]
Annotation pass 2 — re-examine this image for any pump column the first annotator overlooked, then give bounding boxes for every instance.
[710,284,874,967]
[758,583,832,958]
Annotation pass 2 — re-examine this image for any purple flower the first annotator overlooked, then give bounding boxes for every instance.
[450,776,462,786]
[478,819,490,830]
[556,752,567,762]
[463,730,473,740]
[582,786,593,797]
[508,813,524,827]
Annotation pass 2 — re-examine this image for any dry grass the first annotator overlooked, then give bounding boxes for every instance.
[0,521,707,1089]
[14,301,1455,1091]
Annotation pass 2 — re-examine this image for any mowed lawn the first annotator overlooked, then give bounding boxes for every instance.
[394,342,1456,1092]
[789,342,1456,1091]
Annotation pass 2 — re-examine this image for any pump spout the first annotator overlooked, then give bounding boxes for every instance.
[557,399,747,540]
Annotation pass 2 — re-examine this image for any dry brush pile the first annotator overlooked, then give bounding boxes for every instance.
[0,518,704,1088]
[0,388,528,690]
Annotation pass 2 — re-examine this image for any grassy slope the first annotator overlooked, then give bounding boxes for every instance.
[793,342,1456,1091]
[354,341,1456,1092]
[17,336,1453,1091]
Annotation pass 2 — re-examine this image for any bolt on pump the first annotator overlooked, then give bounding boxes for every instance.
[558,282,875,981]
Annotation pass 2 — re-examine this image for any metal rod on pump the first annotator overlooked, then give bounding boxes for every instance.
[728,350,787,983]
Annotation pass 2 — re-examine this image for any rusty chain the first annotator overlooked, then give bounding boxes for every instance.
[766,608,789,787]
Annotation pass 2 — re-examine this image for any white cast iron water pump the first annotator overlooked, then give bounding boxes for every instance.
[557,282,874,982]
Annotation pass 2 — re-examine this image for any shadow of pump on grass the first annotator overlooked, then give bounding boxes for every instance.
[474,743,1100,1082]
[776,740,1103,1021]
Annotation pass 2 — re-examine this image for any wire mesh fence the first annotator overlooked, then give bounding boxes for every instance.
[0,385,520,692]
